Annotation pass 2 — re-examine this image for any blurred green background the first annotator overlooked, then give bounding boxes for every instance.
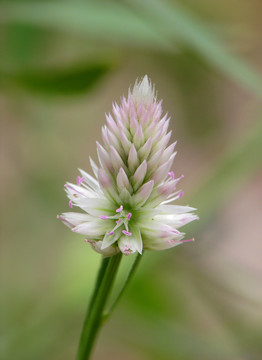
[1,0,262,359]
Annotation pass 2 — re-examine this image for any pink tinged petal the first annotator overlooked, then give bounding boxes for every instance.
[152,101,162,120]
[96,142,113,172]
[107,231,114,235]
[110,146,125,172]
[151,113,167,135]
[128,144,139,173]
[142,231,184,251]
[102,126,110,149]
[68,200,73,208]
[127,212,132,220]
[116,205,123,213]
[99,215,108,220]
[159,117,170,137]
[97,168,111,189]
[89,157,98,178]
[133,125,144,148]
[153,131,172,153]
[106,113,119,136]
[118,107,129,128]
[121,96,129,113]
[157,180,178,197]
[155,204,197,214]
[131,160,147,191]
[152,153,176,185]
[138,136,152,161]
[129,102,139,136]
[147,147,164,172]
[116,219,122,224]
[113,102,128,127]
[122,230,132,236]
[78,168,100,192]
[155,213,199,228]
[140,107,151,126]
[132,180,154,206]
[116,168,132,192]
[107,129,122,155]
[137,102,145,117]
[160,142,177,165]
[119,130,132,153]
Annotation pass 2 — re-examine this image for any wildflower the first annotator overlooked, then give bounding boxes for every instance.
[58,76,198,256]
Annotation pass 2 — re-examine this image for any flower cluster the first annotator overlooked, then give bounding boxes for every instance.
[58,76,198,256]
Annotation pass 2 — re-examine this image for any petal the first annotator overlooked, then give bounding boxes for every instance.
[128,144,139,173]
[57,212,91,229]
[89,157,99,178]
[131,180,154,207]
[131,160,147,191]
[96,142,113,172]
[138,136,152,161]
[110,146,125,173]
[118,234,141,255]
[156,204,197,214]
[73,220,107,237]
[117,168,132,192]
[78,168,101,192]
[87,240,120,257]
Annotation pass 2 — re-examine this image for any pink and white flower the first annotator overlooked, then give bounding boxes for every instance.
[58,76,198,256]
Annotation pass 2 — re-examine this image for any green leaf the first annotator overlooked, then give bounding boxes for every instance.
[2,62,111,95]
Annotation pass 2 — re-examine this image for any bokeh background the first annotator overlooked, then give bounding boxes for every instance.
[1,0,262,359]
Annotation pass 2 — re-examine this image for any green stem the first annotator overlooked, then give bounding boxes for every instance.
[76,253,122,360]
[104,252,143,321]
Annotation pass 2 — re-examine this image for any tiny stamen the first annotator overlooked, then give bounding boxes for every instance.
[116,219,122,224]
[68,200,73,208]
[116,205,123,213]
[181,238,194,243]
[107,231,114,236]
[77,176,86,185]
[99,215,108,220]
[168,171,175,179]
[127,212,132,220]
[122,230,132,236]
[178,191,184,198]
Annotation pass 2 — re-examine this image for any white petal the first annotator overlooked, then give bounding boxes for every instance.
[143,235,184,251]
[78,168,101,192]
[87,240,120,257]
[156,205,197,214]
[118,234,141,255]
[89,157,98,178]
[154,213,199,228]
[101,228,122,249]
[73,220,107,237]
[65,182,98,200]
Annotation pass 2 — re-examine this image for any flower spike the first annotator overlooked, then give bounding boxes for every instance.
[58,76,198,255]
